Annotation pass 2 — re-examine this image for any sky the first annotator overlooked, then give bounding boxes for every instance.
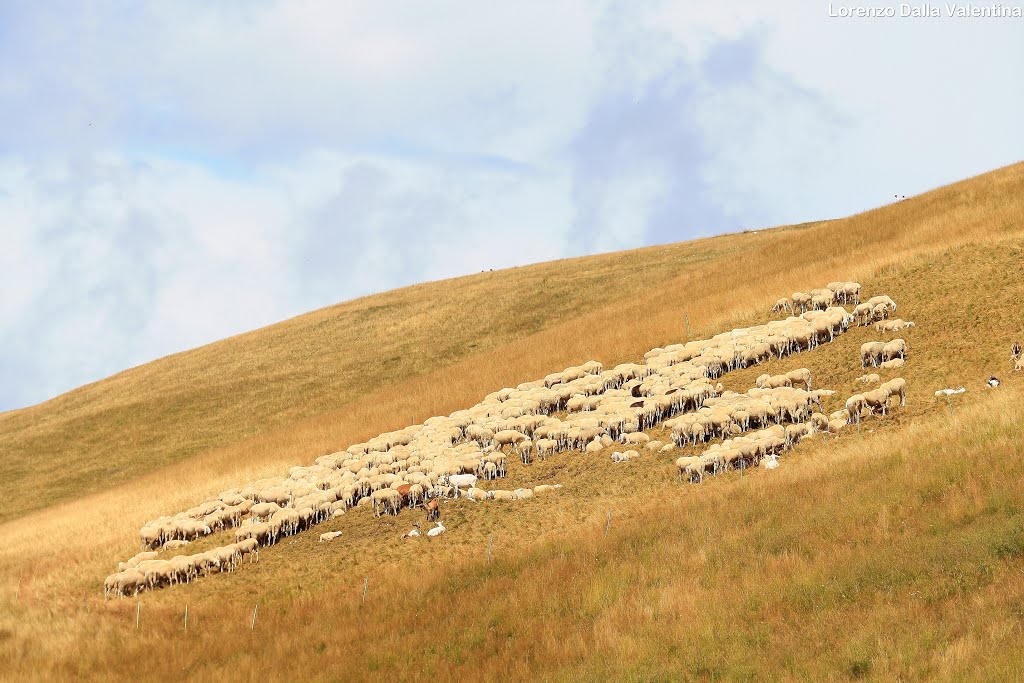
[1,1,1022,411]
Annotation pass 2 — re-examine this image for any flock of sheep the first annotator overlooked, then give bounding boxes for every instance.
[105,279,911,597]
[671,285,911,484]
[772,281,862,315]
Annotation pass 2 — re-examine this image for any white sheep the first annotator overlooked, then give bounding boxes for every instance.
[882,339,907,362]
[860,342,885,368]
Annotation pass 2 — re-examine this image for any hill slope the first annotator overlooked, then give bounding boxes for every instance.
[1,162,1023,680]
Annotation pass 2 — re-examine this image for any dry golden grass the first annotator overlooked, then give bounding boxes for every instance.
[0,161,1023,680]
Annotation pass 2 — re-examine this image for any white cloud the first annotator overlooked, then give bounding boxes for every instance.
[0,149,576,408]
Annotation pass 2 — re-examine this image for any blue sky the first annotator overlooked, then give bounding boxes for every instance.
[1,1,1022,411]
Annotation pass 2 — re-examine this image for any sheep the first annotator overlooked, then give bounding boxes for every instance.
[837,281,861,305]
[856,373,881,385]
[235,522,272,546]
[482,461,499,480]
[866,295,897,312]
[861,388,892,417]
[490,490,516,501]
[772,298,792,315]
[258,487,291,507]
[160,540,190,553]
[756,374,792,389]
[882,339,907,362]
[807,389,835,410]
[810,293,833,311]
[879,358,905,369]
[1016,357,1024,373]
[676,457,702,482]
[370,489,403,516]
[135,559,174,590]
[860,342,885,368]
[785,422,813,447]
[465,425,495,445]
[827,418,847,433]
[534,438,558,459]
[880,378,907,407]
[785,368,813,390]
[513,488,535,500]
[235,538,260,563]
[319,531,343,542]
[610,450,640,463]
[875,319,914,332]
[533,484,557,495]
[464,487,489,502]
[517,441,535,464]
[139,526,163,550]
[250,502,281,522]
[622,432,650,445]
[698,453,724,477]
[447,473,478,491]
[846,395,866,423]
[493,429,528,451]
[105,568,146,599]
[427,521,446,537]
[103,573,121,599]
[272,507,303,535]
[121,551,158,571]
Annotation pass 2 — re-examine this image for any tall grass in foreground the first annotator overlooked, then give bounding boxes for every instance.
[3,386,1024,681]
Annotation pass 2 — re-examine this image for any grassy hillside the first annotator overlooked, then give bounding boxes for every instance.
[0,162,1023,680]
